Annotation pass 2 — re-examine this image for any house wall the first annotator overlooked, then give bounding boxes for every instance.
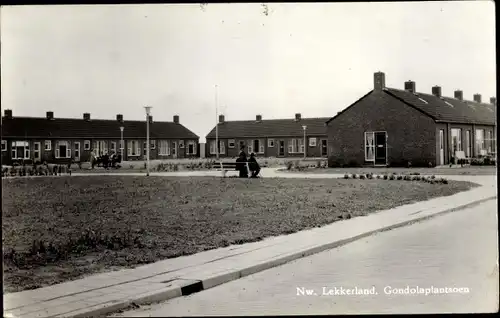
[326,90,438,167]
[205,135,328,159]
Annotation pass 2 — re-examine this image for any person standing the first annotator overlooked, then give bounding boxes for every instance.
[90,149,96,169]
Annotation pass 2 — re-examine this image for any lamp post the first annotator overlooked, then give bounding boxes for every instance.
[144,106,152,176]
[120,126,124,159]
[215,84,219,160]
[302,125,307,159]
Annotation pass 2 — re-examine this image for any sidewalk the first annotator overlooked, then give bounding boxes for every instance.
[3,170,497,318]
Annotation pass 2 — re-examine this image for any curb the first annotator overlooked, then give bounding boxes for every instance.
[96,195,496,317]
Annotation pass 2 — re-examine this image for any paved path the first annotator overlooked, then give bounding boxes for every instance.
[113,199,499,316]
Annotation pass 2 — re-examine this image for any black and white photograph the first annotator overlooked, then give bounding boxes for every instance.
[1,1,498,316]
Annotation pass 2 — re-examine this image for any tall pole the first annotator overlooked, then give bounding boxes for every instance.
[120,126,124,159]
[144,106,152,176]
[215,84,219,160]
[302,125,307,160]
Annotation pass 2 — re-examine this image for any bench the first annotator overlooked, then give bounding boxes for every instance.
[213,161,251,177]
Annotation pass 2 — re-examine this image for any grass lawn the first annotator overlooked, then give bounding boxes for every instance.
[282,166,497,176]
[2,176,477,293]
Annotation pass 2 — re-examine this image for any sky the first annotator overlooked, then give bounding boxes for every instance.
[1,1,496,142]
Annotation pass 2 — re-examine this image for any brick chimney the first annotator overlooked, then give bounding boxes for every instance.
[47,111,54,120]
[256,114,262,122]
[173,115,179,124]
[148,115,153,124]
[404,81,416,93]
[295,113,301,121]
[490,97,496,105]
[4,109,12,119]
[219,115,225,123]
[116,114,123,122]
[454,90,463,100]
[83,113,90,121]
[473,94,482,103]
[432,86,442,98]
[373,71,386,90]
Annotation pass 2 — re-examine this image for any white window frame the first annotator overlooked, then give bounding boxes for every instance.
[179,140,185,149]
[55,141,71,159]
[127,140,140,157]
[210,141,217,154]
[451,128,463,152]
[219,141,225,154]
[288,140,293,153]
[74,142,81,161]
[84,140,91,150]
[268,139,275,148]
[11,141,30,160]
[475,129,485,155]
[172,141,177,156]
[1,140,6,152]
[187,141,196,155]
[309,137,317,147]
[228,139,235,148]
[364,132,375,162]
[111,141,117,153]
[465,130,471,158]
[33,142,41,162]
[151,140,156,150]
[298,138,304,153]
[94,140,108,156]
[159,140,170,155]
[44,140,51,151]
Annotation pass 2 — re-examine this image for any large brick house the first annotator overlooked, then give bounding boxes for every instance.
[1,110,200,165]
[326,72,496,167]
[205,113,330,158]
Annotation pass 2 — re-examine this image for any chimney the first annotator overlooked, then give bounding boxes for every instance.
[454,90,463,100]
[431,86,442,98]
[173,115,179,124]
[404,81,416,93]
[83,113,90,121]
[46,111,54,120]
[148,115,153,124]
[373,71,386,90]
[256,114,262,122]
[219,115,225,123]
[295,113,301,121]
[4,109,12,119]
[473,94,482,103]
[490,97,496,105]
[116,114,123,122]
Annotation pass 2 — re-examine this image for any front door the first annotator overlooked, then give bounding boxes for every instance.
[34,142,41,163]
[278,140,285,157]
[172,142,178,159]
[74,142,80,162]
[321,140,328,157]
[374,132,387,165]
[439,129,445,165]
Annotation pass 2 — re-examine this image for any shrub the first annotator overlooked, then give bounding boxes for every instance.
[173,164,179,172]
[286,161,293,170]
[383,175,388,180]
[344,174,349,179]
[431,175,436,179]
[352,174,358,179]
[397,175,403,180]
[389,174,395,180]
[316,160,321,168]
[376,175,381,179]
[359,174,366,180]
[129,164,134,169]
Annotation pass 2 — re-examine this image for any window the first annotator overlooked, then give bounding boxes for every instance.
[239,141,245,151]
[248,143,253,154]
[487,130,493,153]
[250,140,264,154]
[111,142,117,153]
[159,140,170,155]
[172,142,177,156]
[151,140,156,149]
[364,132,375,161]
[451,128,462,153]
[93,140,108,156]
[475,129,485,156]
[55,141,71,158]
[34,142,41,162]
[465,131,471,158]
[309,137,317,147]
[210,140,217,154]
[187,141,196,155]
[127,140,140,156]
[219,141,225,154]
[74,142,80,161]
[179,140,185,149]
[298,138,304,153]
[119,140,124,151]
[84,140,91,150]
[1,140,6,151]
[11,141,30,159]
[268,139,275,148]
[228,139,235,148]
[44,140,51,151]
[287,139,303,153]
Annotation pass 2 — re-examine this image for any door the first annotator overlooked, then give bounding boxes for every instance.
[74,142,80,162]
[374,132,387,165]
[34,142,41,163]
[321,140,328,157]
[439,129,444,165]
[278,140,285,156]
[172,142,178,158]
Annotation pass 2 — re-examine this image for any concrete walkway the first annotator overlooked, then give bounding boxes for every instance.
[3,169,497,318]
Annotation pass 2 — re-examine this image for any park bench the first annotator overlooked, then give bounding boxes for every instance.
[213,161,252,177]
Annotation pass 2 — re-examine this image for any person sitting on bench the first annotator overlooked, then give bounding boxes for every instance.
[236,151,249,178]
[248,152,261,178]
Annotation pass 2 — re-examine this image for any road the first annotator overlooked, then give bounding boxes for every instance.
[114,199,498,316]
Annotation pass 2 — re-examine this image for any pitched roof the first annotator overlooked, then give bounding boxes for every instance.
[1,116,199,139]
[205,117,330,139]
[384,88,496,125]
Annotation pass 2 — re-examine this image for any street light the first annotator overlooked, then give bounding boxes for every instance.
[215,84,219,160]
[120,126,124,159]
[302,125,307,160]
[144,106,153,176]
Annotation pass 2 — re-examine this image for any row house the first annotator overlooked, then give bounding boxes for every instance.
[1,110,199,165]
[205,113,330,158]
[326,71,496,167]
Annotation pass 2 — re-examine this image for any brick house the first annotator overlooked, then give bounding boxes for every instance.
[326,72,496,167]
[1,110,199,165]
[205,113,330,158]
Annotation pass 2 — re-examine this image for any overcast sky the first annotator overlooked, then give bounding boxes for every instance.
[1,2,496,142]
